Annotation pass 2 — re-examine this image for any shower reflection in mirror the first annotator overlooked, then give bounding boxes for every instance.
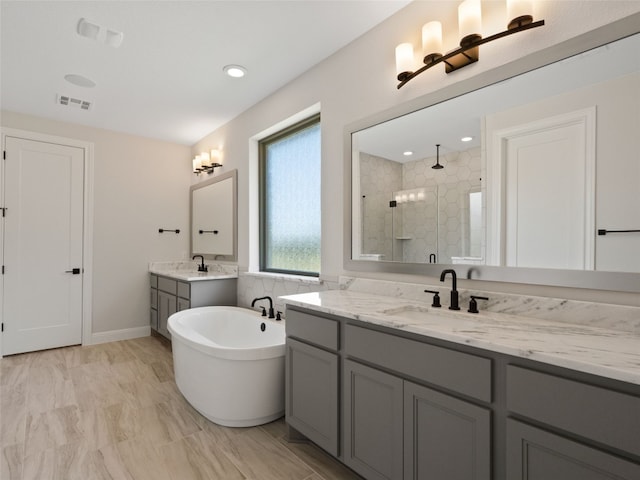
[358,145,483,264]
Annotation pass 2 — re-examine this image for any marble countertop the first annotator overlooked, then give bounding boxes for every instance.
[149,261,238,282]
[280,290,640,386]
[150,270,237,281]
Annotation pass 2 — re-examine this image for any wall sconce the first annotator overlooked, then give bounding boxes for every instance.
[396,0,544,89]
[193,149,223,175]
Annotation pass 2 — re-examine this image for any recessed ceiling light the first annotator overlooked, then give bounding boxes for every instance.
[461,136,473,142]
[223,65,247,78]
[403,151,413,156]
[64,74,96,88]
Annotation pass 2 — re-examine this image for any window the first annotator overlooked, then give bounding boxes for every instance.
[259,114,321,276]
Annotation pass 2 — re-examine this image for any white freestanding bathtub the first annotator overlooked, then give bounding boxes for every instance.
[167,306,285,427]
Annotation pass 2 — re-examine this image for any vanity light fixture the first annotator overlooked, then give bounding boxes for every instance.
[395,0,544,89]
[432,144,444,170]
[193,149,223,175]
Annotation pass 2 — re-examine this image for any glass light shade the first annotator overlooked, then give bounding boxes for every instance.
[193,156,202,172]
[422,21,443,57]
[395,43,414,76]
[199,152,211,167]
[507,0,533,22]
[458,0,482,40]
[210,149,222,164]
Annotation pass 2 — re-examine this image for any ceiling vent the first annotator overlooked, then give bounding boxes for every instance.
[57,95,92,111]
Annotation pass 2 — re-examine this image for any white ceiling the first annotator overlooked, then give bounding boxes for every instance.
[1,0,410,145]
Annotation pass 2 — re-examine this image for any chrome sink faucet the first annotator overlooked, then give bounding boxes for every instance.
[440,269,460,310]
[192,254,208,272]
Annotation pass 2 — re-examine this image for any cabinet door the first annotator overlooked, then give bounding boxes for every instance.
[286,338,339,456]
[157,291,176,338]
[507,420,640,480]
[404,381,491,480]
[343,359,403,480]
[150,308,158,331]
[177,297,190,312]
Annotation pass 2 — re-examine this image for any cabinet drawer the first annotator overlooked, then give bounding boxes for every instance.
[345,324,492,402]
[286,309,339,351]
[507,365,640,457]
[157,277,177,294]
[150,274,158,288]
[177,281,190,299]
[150,288,158,309]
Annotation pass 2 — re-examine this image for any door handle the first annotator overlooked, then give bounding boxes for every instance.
[65,268,81,274]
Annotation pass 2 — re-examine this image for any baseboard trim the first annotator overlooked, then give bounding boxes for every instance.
[90,326,150,345]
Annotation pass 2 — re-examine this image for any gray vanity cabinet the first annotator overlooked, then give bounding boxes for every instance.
[150,273,236,340]
[285,310,340,456]
[343,359,403,480]
[284,305,640,480]
[506,365,640,480]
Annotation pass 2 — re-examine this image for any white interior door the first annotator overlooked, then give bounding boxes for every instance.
[2,136,84,355]
[502,111,595,269]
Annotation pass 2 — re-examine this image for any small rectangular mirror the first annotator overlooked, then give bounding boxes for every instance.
[190,169,237,261]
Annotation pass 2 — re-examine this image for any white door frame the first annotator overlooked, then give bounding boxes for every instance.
[486,107,596,267]
[0,128,94,356]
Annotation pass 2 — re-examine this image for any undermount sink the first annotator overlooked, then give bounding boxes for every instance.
[379,304,493,322]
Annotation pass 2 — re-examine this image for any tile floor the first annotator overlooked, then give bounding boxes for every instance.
[0,336,361,480]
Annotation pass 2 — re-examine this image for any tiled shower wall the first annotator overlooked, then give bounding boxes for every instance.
[359,152,402,260]
[359,147,483,264]
[403,147,483,263]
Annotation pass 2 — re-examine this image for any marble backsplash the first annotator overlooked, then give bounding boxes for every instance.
[237,272,339,315]
[339,276,640,334]
[153,260,639,334]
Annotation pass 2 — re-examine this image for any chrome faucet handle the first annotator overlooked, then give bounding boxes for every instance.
[424,290,441,308]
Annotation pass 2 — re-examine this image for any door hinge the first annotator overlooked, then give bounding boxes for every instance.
[1,323,3,332]
[1,265,4,274]
[1,207,6,217]
[3,150,5,160]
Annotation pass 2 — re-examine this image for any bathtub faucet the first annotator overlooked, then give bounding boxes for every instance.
[251,296,275,319]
